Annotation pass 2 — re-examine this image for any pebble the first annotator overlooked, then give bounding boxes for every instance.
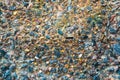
[108,67,114,73]
[113,43,120,55]
[67,6,72,11]
[54,49,61,58]
[0,11,2,15]
[116,68,120,75]
[44,25,50,30]
[93,74,100,80]
[0,49,6,58]
[27,66,33,73]
[9,6,16,11]
[12,72,18,79]
[116,37,120,42]
[38,72,45,77]
[21,75,29,80]
[86,6,92,11]
[3,70,11,78]
[41,77,47,80]
[79,74,86,79]
[21,63,28,68]
[46,35,50,39]
[50,68,56,73]
[9,64,16,71]
[61,76,69,80]
[20,71,28,76]
[0,0,119,80]
[109,27,117,34]
[49,59,58,64]
[23,2,29,7]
